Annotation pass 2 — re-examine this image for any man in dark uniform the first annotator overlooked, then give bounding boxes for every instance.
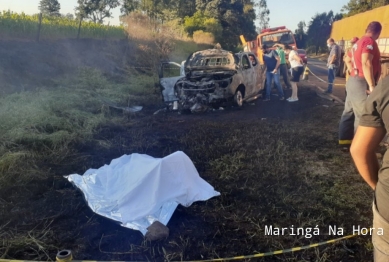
[351,74,389,261]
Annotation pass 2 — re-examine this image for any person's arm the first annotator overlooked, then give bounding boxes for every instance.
[329,54,336,65]
[362,53,375,93]
[291,51,303,64]
[328,46,339,65]
[344,54,353,74]
[350,126,386,189]
[274,43,285,49]
[272,56,280,73]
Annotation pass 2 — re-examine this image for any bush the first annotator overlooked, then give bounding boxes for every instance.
[193,30,215,45]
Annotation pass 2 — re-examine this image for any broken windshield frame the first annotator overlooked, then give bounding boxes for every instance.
[261,32,295,46]
[189,56,233,67]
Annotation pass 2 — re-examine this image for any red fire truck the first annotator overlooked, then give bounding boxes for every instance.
[240,26,297,64]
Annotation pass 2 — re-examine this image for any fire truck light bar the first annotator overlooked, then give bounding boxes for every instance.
[261,26,286,33]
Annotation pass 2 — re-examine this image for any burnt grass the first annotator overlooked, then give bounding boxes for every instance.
[0,85,380,261]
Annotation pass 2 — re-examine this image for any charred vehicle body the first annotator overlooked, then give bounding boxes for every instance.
[159,47,266,113]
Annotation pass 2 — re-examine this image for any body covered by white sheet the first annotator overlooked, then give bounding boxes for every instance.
[65,151,220,235]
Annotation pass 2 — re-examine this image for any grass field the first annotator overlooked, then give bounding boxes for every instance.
[0,10,125,39]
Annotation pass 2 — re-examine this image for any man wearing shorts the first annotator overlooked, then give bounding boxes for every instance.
[350,74,389,261]
[338,21,382,150]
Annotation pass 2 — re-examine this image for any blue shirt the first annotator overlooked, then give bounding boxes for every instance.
[263,50,279,72]
[327,44,341,67]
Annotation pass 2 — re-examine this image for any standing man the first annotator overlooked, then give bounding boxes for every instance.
[338,21,382,150]
[273,43,292,89]
[350,74,389,261]
[261,44,285,101]
[324,38,342,94]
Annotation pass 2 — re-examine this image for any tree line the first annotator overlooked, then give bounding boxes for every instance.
[38,0,389,52]
[38,0,271,50]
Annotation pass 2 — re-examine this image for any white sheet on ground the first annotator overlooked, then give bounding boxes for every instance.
[65,151,220,235]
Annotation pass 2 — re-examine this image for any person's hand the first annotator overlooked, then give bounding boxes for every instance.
[272,69,277,74]
[367,85,374,95]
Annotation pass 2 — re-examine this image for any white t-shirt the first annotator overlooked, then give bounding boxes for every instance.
[288,50,303,68]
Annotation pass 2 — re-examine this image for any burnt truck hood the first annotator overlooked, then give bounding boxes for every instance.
[184,49,237,74]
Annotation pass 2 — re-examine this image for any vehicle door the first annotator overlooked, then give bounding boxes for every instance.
[248,53,266,94]
[240,54,256,97]
[158,61,184,104]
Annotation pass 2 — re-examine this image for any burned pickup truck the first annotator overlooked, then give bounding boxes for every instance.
[158,47,266,113]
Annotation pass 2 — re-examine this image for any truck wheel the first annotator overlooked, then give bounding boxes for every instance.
[234,89,244,107]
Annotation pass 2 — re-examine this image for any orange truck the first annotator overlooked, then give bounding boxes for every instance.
[239,26,298,64]
[329,5,389,78]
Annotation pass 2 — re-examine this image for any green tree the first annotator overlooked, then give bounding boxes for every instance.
[63,13,75,19]
[306,11,342,54]
[204,17,223,41]
[294,21,307,48]
[341,0,389,16]
[192,0,257,50]
[256,0,269,32]
[39,0,61,16]
[184,11,207,36]
[175,0,196,18]
[120,0,258,49]
[75,0,120,23]
[121,0,140,15]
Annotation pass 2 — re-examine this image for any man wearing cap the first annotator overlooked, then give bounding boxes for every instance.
[338,22,382,151]
[324,38,342,94]
[261,44,285,101]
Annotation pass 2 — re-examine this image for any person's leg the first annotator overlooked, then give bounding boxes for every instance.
[326,67,335,93]
[374,247,389,261]
[280,64,291,89]
[338,84,355,147]
[348,77,368,132]
[291,82,298,99]
[273,70,284,99]
[265,71,272,100]
[372,192,389,261]
[289,66,303,100]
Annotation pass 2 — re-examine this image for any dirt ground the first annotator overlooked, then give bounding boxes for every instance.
[0,39,380,262]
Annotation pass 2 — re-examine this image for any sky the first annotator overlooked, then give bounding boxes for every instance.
[0,0,349,31]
